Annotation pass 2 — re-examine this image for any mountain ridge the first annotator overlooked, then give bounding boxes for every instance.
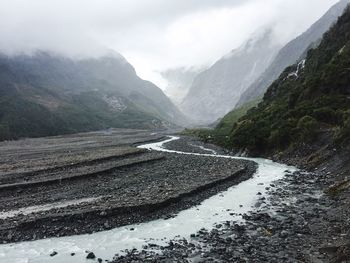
[0,51,187,140]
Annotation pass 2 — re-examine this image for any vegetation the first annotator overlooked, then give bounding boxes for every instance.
[214,99,260,139]
[0,89,170,141]
[182,99,260,144]
[326,179,350,196]
[181,128,213,142]
[220,7,350,155]
[0,53,181,141]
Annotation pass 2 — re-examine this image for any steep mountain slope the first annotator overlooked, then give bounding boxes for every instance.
[211,99,260,143]
[237,0,350,107]
[180,30,281,124]
[226,6,350,157]
[0,52,186,140]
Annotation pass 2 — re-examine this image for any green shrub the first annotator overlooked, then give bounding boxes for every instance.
[268,130,285,149]
[341,109,350,122]
[336,112,350,143]
[230,119,271,153]
[297,115,319,142]
[214,99,260,136]
[312,107,339,124]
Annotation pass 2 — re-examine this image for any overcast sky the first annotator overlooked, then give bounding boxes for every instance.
[0,0,339,88]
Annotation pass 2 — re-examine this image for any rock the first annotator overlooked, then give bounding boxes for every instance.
[86,252,96,259]
[148,243,158,248]
[255,201,264,208]
[233,224,246,233]
[280,230,289,238]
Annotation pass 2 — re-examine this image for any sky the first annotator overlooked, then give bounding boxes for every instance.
[0,0,340,89]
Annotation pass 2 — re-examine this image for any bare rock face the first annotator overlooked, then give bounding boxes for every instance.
[181,29,281,124]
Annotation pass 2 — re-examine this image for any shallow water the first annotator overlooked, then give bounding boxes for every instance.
[0,136,297,263]
[0,197,103,220]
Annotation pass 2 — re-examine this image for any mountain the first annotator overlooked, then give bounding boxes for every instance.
[210,99,260,144]
[0,51,187,141]
[180,29,281,124]
[236,0,350,107]
[161,67,203,106]
[224,5,350,158]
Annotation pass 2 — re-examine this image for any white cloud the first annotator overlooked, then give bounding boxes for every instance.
[0,0,339,88]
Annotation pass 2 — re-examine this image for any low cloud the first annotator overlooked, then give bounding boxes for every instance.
[0,0,339,87]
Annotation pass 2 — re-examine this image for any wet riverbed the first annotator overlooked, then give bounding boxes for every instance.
[0,136,297,263]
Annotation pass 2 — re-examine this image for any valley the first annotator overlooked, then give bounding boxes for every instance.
[0,1,350,262]
[0,133,348,262]
[0,129,256,244]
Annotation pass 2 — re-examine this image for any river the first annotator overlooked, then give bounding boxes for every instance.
[0,136,297,263]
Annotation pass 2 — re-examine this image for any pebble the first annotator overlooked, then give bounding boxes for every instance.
[86,252,96,259]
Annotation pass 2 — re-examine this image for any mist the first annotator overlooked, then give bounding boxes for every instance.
[0,0,339,88]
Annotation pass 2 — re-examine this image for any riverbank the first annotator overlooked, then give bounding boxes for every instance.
[274,143,350,262]
[1,134,347,262]
[0,131,256,244]
[111,137,350,262]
